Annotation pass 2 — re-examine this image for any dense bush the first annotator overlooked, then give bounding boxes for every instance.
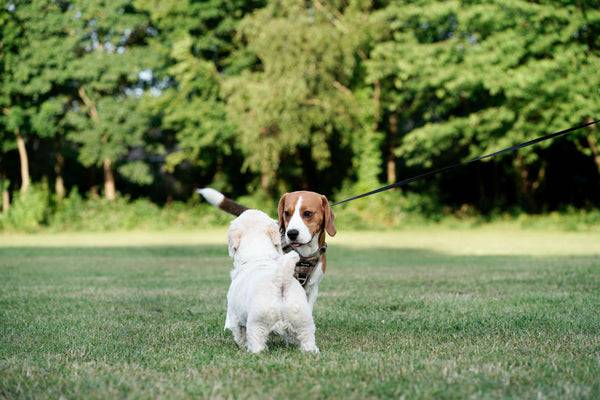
[0,188,232,232]
[1,186,599,233]
[1,184,50,232]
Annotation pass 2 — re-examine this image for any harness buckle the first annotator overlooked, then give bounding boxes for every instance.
[296,272,308,286]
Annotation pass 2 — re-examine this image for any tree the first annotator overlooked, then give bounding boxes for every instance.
[135,0,266,199]
[30,97,71,199]
[1,0,92,204]
[1,0,155,203]
[2,0,79,201]
[1,0,598,219]
[64,0,158,200]
[224,0,375,196]
[0,0,16,210]
[0,0,39,197]
[368,0,600,211]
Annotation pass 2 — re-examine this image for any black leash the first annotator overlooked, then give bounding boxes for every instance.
[332,119,600,206]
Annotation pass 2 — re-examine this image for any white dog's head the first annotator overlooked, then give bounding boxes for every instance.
[227,210,281,259]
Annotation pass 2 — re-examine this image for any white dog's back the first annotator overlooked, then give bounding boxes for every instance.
[225,252,309,338]
[268,252,307,334]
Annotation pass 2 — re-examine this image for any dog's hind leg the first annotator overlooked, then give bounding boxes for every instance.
[288,308,319,353]
[294,321,319,353]
[232,324,247,349]
[245,323,269,353]
[226,312,247,349]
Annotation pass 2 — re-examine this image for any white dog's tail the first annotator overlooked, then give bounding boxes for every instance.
[196,188,249,217]
[274,252,300,292]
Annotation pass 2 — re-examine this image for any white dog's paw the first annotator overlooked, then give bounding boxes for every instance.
[286,251,300,263]
[247,344,267,354]
[300,344,319,353]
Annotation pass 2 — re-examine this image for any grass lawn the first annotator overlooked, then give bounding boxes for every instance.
[1,227,599,399]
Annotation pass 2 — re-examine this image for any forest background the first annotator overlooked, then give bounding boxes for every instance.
[1,0,599,232]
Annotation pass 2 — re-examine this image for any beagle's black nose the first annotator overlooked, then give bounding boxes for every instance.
[287,229,299,241]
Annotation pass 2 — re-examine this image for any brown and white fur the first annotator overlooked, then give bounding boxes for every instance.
[197,188,336,310]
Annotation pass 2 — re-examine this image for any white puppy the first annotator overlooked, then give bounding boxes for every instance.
[225,209,319,353]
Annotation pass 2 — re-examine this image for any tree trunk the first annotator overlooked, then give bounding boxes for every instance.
[2,189,9,212]
[165,172,173,207]
[1,172,9,212]
[387,113,397,184]
[79,86,115,200]
[516,165,535,212]
[260,171,270,194]
[165,132,175,207]
[16,129,30,193]
[514,157,546,213]
[54,134,66,200]
[89,165,99,199]
[103,158,116,200]
[372,80,380,133]
[588,135,600,175]
[583,117,600,175]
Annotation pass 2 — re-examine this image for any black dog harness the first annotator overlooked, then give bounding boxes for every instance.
[282,241,327,287]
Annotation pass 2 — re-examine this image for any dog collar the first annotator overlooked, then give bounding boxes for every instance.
[282,241,327,287]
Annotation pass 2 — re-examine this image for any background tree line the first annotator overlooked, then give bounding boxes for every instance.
[1,0,599,228]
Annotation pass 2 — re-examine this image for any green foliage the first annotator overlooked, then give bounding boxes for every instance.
[117,161,154,186]
[224,0,372,193]
[1,183,596,233]
[71,96,148,169]
[363,0,600,213]
[1,0,599,222]
[30,97,68,139]
[48,187,87,230]
[334,184,441,230]
[1,184,50,232]
[46,189,234,232]
[64,0,157,180]
[135,0,263,195]
[370,0,600,171]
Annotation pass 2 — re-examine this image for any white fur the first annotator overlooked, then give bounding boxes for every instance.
[195,188,224,207]
[225,210,319,354]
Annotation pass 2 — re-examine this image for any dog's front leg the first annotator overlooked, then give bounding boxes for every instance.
[306,285,319,312]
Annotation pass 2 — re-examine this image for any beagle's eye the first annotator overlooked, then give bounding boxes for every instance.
[284,211,291,219]
[303,211,313,218]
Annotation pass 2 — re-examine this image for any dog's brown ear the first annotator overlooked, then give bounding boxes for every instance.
[268,224,281,248]
[227,225,242,257]
[277,193,288,233]
[321,195,336,237]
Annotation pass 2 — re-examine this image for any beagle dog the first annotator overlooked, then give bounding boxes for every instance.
[197,188,336,309]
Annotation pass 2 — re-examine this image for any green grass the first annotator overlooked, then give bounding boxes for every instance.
[1,227,599,399]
